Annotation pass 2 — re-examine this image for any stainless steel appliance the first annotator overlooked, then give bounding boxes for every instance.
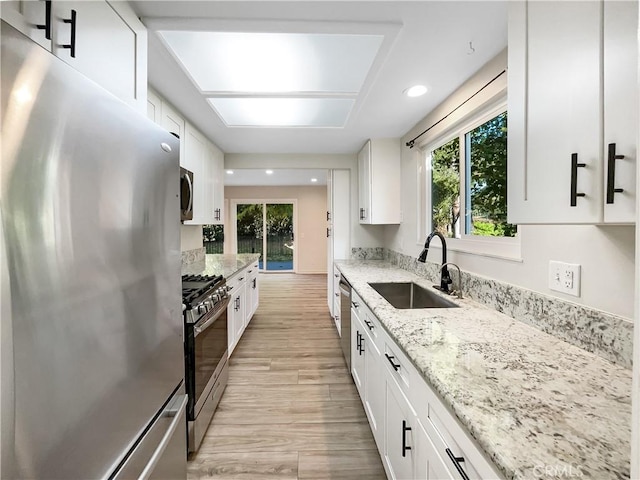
[180,167,194,223]
[182,274,230,453]
[0,21,186,479]
[339,275,352,371]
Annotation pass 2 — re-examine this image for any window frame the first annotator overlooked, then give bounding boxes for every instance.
[417,96,521,261]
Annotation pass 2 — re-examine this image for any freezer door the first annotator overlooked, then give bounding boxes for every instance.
[1,22,183,479]
[113,391,188,480]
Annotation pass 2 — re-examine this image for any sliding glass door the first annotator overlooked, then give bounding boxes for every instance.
[235,202,294,271]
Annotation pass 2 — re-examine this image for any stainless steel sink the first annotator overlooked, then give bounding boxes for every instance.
[368,282,459,309]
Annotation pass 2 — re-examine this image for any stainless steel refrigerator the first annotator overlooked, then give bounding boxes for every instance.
[0,21,187,479]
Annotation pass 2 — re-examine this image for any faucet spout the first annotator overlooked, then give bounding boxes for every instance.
[417,231,452,293]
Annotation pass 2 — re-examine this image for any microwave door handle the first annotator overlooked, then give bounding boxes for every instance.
[185,173,193,214]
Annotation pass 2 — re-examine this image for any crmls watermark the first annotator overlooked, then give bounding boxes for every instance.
[532,464,584,478]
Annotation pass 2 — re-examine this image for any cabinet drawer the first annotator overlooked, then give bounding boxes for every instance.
[382,339,413,400]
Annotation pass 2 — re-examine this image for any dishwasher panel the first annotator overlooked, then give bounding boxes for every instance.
[339,276,352,371]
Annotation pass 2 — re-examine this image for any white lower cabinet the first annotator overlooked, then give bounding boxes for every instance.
[351,310,365,398]
[415,419,455,480]
[227,262,260,355]
[246,261,259,323]
[384,377,417,480]
[346,283,503,480]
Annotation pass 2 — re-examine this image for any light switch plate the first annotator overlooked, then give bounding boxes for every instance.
[548,261,581,297]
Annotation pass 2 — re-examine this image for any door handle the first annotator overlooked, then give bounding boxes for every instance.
[446,448,470,480]
[402,420,412,458]
[61,10,77,58]
[385,353,400,371]
[36,0,52,40]
[138,394,188,480]
[570,153,586,207]
[606,143,625,204]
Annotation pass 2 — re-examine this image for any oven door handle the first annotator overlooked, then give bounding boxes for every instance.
[194,298,230,337]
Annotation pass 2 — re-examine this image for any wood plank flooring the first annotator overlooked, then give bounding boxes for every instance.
[188,273,387,480]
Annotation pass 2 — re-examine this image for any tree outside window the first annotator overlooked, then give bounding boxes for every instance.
[430,111,516,238]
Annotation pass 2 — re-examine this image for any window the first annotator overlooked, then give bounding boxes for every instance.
[203,225,224,253]
[420,101,519,259]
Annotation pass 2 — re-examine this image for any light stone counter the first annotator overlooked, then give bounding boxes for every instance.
[335,260,631,480]
[182,253,260,279]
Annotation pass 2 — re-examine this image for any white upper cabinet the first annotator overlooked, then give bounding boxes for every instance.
[1,1,53,49]
[183,122,208,224]
[146,89,162,125]
[358,139,401,224]
[151,90,226,226]
[160,101,185,163]
[507,0,637,224]
[208,142,225,225]
[2,1,147,113]
[602,0,638,223]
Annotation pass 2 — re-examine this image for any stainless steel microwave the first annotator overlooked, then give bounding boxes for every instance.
[180,167,193,222]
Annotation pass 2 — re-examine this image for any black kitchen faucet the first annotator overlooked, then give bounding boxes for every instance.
[417,231,453,293]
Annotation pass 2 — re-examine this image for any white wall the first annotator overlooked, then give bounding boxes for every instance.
[224,185,328,274]
[225,154,386,249]
[181,225,203,251]
[384,52,636,320]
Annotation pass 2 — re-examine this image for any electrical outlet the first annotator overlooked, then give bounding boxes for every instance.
[549,261,581,297]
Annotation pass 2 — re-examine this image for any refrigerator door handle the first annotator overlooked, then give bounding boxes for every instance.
[139,394,188,480]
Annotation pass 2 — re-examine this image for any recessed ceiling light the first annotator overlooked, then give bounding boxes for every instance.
[311,178,318,182]
[266,170,274,175]
[405,85,428,97]
[226,170,234,174]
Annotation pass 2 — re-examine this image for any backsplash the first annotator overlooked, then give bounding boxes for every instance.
[181,247,205,266]
[351,247,385,260]
[385,249,633,368]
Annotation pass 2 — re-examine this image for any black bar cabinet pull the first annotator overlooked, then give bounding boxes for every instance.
[356,331,361,352]
[326,227,330,238]
[36,0,52,39]
[327,211,331,221]
[570,153,586,207]
[606,143,625,204]
[358,333,364,355]
[402,420,412,457]
[352,301,359,309]
[359,207,365,220]
[446,448,470,480]
[214,208,221,221]
[62,10,77,58]
[364,319,374,330]
[385,353,400,371]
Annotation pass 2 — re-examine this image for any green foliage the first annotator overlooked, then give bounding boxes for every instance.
[431,137,460,237]
[430,112,516,238]
[468,112,516,237]
[237,204,264,238]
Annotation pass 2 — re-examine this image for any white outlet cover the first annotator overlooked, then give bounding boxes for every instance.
[549,261,581,297]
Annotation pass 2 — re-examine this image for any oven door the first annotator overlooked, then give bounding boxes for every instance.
[180,167,193,222]
[186,298,229,419]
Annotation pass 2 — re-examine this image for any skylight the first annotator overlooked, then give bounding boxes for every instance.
[208,98,355,127]
[157,31,384,127]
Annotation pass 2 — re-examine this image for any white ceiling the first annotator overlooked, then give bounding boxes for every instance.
[224,169,328,186]
[131,1,508,155]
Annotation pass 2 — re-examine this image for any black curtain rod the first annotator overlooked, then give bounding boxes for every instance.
[406,69,507,149]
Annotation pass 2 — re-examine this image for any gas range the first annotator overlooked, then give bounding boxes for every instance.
[181,274,229,324]
[181,273,230,453]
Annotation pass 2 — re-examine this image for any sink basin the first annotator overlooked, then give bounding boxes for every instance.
[368,282,459,309]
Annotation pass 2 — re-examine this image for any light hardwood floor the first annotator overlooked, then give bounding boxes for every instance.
[188,273,387,480]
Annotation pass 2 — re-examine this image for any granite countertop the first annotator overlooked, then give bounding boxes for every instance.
[182,253,260,278]
[335,260,631,480]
